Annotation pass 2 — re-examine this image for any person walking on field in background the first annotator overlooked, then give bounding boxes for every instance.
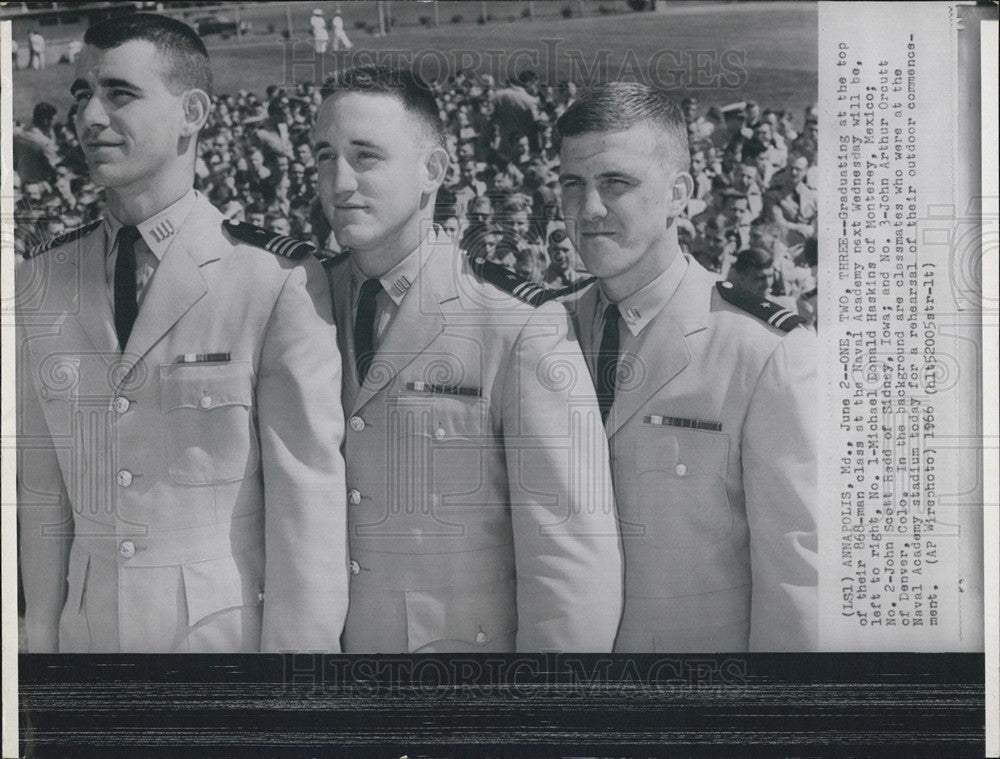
[28,28,46,69]
[310,8,330,54]
[17,13,349,654]
[558,82,818,652]
[331,11,353,50]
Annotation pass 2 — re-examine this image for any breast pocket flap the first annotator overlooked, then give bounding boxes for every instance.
[181,555,257,627]
[160,361,252,412]
[391,394,487,442]
[636,424,729,477]
[405,578,516,651]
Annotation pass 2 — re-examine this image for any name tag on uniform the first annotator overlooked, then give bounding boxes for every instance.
[644,415,722,432]
[406,381,481,398]
[175,352,231,364]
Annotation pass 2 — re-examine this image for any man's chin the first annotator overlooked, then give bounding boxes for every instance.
[331,224,373,252]
[577,243,617,269]
[84,165,129,190]
[84,167,112,186]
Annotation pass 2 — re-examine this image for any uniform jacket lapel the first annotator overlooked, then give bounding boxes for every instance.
[118,198,215,382]
[573,283,600,377]
[76,228,120,361]
[605,258,713,438]
[329,256,360,412]
[351,238,452,415]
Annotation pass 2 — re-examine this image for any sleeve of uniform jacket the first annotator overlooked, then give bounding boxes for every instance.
[256,255,349,652]
[743,325,819,651]
[501,300,623,651]
[15,295,72,653]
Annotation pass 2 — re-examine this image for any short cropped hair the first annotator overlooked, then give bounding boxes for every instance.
[732,247,774,273]
[516,69,539,88]
[501,194,530,215]
[32,101,57,127]
[84,13,212,97]
[320,65,445,147]
[556,82,689,171]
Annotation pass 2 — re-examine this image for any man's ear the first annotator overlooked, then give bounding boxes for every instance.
[668,171,694,215]
[421,144,451,194]
[179,89,212,137]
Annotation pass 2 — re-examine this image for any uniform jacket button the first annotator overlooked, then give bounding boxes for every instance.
[349,415,365,432]
[199,395,212,409]
[116,469,133,487]
[433,427,447,441]
[348,488,361,505]
[119,540,135,559]
[113,396,130,414]
[475,631,488,644]
[349,560,360,575]
[674,463,688,477]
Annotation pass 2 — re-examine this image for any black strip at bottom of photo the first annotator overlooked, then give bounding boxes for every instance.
[19,653,984,757]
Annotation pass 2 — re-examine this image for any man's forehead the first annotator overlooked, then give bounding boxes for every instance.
[315,92,423,144]
[317,91,406,125]
[74,39,167,84]
[561,125,666,164]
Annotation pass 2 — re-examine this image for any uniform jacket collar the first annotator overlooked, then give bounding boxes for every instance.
[104,188,199,262]
[333,231,459,415]
[578,255,714,437]
[599,252,688,337]
[80,193,221,384]
[350,233,428,308]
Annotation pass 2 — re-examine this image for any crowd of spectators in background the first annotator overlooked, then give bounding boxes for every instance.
[12,67,819,325]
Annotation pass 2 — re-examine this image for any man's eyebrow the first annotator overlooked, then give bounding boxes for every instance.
[99,77,142,92]
[557,170,637,181]
[312,139,387,151]
[596,170,636,180]
[71,76,143,97]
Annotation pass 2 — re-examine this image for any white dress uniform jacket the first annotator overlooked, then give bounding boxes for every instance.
[327,233,623,653]
[573,256,818,651]
[17,193,349,653]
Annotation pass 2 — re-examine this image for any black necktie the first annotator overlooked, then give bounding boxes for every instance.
[114,225,141,350]
[596,303,620,423]
[354,278,383,384]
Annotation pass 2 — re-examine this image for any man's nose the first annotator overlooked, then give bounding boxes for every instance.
[329,155,358,197]
[580,187,607,221]
[76,94,110,134]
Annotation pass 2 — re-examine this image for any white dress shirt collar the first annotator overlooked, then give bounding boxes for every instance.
[599,252,689,337]
[104,188,199,261]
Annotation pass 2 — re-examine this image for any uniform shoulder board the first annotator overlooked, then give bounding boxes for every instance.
[222,219,315,261]
[23,219,102,260]
[467,255,557,307]
[715,280,804,332]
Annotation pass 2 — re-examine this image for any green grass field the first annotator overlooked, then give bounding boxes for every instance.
[8,0,816,123]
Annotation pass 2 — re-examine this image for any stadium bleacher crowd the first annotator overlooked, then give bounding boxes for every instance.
[12,67,819,324]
